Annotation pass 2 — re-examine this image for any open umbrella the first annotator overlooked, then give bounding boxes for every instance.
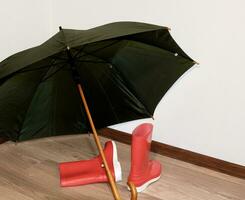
[0,22,196,199]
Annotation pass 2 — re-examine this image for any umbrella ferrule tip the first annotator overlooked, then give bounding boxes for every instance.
[193,60,200,65]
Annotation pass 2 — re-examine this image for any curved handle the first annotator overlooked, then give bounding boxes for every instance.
[127,182,138,200]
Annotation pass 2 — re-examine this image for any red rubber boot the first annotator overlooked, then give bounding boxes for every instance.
[128,123,162,192]
[59,141,122,187]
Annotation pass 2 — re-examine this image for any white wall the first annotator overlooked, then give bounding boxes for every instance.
[1,0,244,166]
[0,0,51,61]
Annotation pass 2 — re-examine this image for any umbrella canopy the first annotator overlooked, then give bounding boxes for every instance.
[0,21,195,142]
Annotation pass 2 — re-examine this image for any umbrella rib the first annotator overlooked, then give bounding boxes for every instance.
[110,64,153,117]
[40,63,67,82]
[73,44,87,58]
[17,61,66,74]
[127,34,194,62]
[73,40,121,60]
[80,65,120,123]
[36,54,70,82]
[75,50,153,117]
[17,71,51,140]
[75,60,108,64]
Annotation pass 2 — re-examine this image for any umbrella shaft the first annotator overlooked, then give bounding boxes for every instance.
[66,49,81,84]
[76,84,122,200]
[64,45,121,199]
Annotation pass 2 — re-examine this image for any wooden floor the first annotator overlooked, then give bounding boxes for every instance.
[0,135,244,200]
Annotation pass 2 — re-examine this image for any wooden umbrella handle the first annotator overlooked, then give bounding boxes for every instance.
[77,84,121,199]
[77,84,138,200]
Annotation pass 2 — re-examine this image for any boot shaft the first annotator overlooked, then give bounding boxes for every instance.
[130,123,153,177]
[128,123,162,192]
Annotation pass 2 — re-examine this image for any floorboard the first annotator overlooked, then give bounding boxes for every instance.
[0,135,244,200]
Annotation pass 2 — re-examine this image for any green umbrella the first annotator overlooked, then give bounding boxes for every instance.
[0,21,196,199]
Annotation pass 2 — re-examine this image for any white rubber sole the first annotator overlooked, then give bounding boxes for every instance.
[111,141,122,182]
[128,175,161,193]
